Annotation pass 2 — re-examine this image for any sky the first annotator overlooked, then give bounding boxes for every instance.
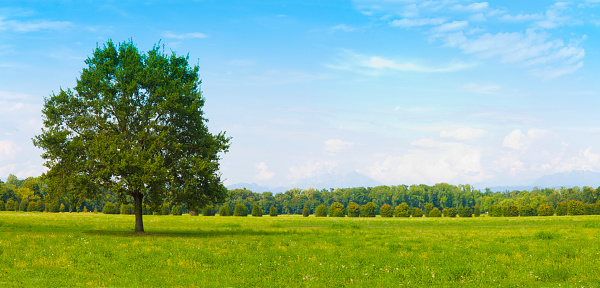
[1,0,600,189]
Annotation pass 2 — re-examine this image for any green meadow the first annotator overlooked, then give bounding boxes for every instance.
[1,212,600,287]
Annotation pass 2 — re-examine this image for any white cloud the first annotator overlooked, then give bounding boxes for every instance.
[463,83,501,94]
[330,50,472,74]
[162,31,208,39]
[0,140,20,160]
[254,162,274,181]
[330,24,356,32]
[432,20,469,33]
[323,139,355,155]
[0,17,71,32]
[440,127,485,140]
[502,129,549,150]
[389,17,445,28]
[452,2,489,12]
[499,13,544,22]
[366,139,488,184]
[289,161,337,181]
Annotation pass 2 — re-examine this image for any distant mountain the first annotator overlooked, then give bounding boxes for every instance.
[532,170,600,188]
[226,171,382,193]
[485,170,600,192]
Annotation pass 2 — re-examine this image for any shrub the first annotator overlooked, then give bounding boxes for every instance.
[6,199,14,211]
[120,204,134,215]
[503,204,519,217]
[103,202,118,214]
[567,200,585,216]
[489,205,502,217]
[315,205,327,217]
[584,204,595,215]
[519,204,536,217]
[27,202,36,212]
[394,203,410,217]
[219,205,232,216]
[380,204,393,217]
[269,206,278,217]
[251,204,263,217]
[458,206,472,217]
[412,207,423,217]
[429,207,442,217]
[233,204,248,216]
[446,207,457,217]
[473,205,480,217]
[347,202,360,217]
[202,205,215,216]
[329,202,345,217]
[36,200,45,212]
[19,200,28,211]
[59,203,66,213]
[537,204,554,216]
[83,206,88,213]
[360,202,376,217]
[161,204,171,215]
[0,200,4,211]
[302,206,310,217]
[47,201,60,213]
[595,203,600,215]
[424,203,434,217]
[555,201,568,216]
[171,205,183,216]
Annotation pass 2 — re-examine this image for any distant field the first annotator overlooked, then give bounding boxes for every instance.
[1,212,600,287]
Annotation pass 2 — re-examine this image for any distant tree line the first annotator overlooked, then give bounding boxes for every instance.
[2,175,600,217]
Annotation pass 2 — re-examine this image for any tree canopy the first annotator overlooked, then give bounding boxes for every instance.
[33,40,230,232]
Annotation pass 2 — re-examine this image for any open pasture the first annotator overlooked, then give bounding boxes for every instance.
[1,212,600,287]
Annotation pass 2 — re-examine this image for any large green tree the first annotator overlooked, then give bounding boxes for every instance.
[34,40,230,232]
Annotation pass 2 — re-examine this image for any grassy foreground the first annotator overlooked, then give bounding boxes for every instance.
[1,212,600,287]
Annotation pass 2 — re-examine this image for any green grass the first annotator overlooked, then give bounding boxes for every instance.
[1,212,600,287]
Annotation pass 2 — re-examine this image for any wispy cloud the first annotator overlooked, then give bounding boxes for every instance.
[389,17,445,28]
[162,31,208,39]
[324,139,355,155]
[0,17,71,32]
[329,24,356,33]
[329,50,473,74]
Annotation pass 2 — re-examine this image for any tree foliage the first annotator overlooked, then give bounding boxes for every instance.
[360,202,376,217]
[395,203,410,217]
[315,205,327,217]
[219,205,231,216]
[251,204,263,217]
[428,207,441,217]
[329,202,345,217]
[269,206,277,217]
[233,203,248,216]
[33,40,230,232]
[347,202,360,217]
[302,206,309,217]
[379,204,393,217]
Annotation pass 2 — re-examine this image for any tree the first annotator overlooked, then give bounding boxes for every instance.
[473,205,480,217]
[251,204,263,217]
[555,202,568,216]
[219,205,231,216]
[329,202,345,217]
[379,204,393,217]
[33,40,230,232]
[233,204,248,216]
[424,203,434,217]
[202,205,215,216]
[347,202,360,217]
[302,206,309,217]
[458,206,472,217]
[412,207,423,217]
[315,205,327,217]
[428,207,441,217]
[269,206,278,217]
[360,202,376,217]
[394,203,410,217]
[537,204,554,216]
[567,200,585,216]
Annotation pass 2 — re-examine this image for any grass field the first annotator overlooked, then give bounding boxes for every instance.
[1,212,600,287]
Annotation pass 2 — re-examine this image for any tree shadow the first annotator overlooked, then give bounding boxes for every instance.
[83,228,311,238]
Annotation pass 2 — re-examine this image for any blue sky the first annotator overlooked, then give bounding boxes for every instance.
[1,0,600,188]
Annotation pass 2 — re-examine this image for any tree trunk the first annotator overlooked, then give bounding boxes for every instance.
[134,191,144,233]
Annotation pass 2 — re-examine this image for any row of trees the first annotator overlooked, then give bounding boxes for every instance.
[3,174,600,217]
